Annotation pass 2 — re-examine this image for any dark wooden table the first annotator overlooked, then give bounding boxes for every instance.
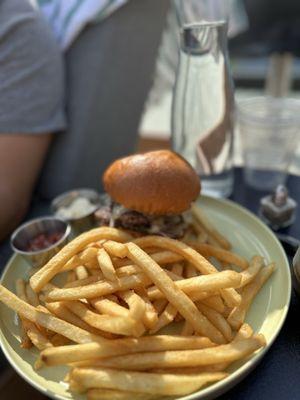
[0,168,300,399]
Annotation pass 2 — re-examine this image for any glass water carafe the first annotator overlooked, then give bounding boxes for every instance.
[172,21,235,197]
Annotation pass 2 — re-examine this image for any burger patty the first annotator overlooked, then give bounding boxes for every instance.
[95,203,187,239]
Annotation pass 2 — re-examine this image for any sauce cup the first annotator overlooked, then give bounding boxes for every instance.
[10,217,71,268]
[51,188,101,235]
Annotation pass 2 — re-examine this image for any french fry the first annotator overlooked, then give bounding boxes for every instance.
[191,205,231,250]
[25,283,40,306]
[86,242,102,249]
[114,251,183,268]
[153,299,168,314]
[174,313,184,322]
[103,241,128,258]
[25,312,53,348]
[66,271,77,283]
[219,288,241,308]
[18,320,33,349]
[104,293,119,302]
[164,269,183,281]
[97,248,118,282]
[133,236,216,274]
[188,291,217,302]
[30,227,132,292]
[183,227,197,243]
[64,275,103,288]
[91,335,266,370]
[181,321,194,336]
[75,266,89,280]
[228,263,275,329]
[15,279,32,349]
[3,217,274,400]
[61,255,82,272]
[45,302,105,336]
[119,291,146,322]
[185,263,198,278]
[147,270,241,300]
[79,248,99,268]
[133,236,240,306]
[63,300,143,337]
[151,364,228,374]
[115,264,142,277]
[186,242,249,270]
[90,269,102,276]
[166,265,185,282]
[45,273,151,301]
[70,368,227,396]
[126,243,225,344]
[144,247,164,254]
[0,285,108,344]
[39,335,215,366]
[51,333,71,347]
[192,222,209,244]
[62,248,100,272]
[87,388,154,400]
[36,304,51,313]
[234,323,253,341]
[207,235,223,248]
[15,279,27,302]
[239,255,264,287]
[201,296,225,314]
[149,303,177,334]
[196,303,232,342]
[138,294,159,329]
[190,219,207,238]
[26,324,53,350]
[222,306,232,319]
[80,247,98,259]
[149,263,184,329]
[90,298,130,318]
[171,263,184,277]
[69,378,85,393]
[200,323,255,373]
[115,264,182,281]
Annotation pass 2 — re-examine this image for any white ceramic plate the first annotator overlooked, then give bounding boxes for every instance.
[0,196,291,400]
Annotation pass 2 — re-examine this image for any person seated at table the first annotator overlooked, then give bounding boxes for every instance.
[0,0,169,241]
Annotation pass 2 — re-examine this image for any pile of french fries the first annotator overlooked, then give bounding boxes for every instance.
[0,205,274,399]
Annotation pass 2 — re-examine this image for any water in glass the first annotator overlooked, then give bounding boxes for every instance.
[172,21,235,197]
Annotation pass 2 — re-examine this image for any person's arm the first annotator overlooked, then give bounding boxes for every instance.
[0,0,66,241]
[0,134,52,241]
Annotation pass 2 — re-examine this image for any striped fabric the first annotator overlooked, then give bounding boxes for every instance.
[36,0,127,49]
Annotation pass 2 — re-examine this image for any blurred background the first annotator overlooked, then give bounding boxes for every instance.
[138,0,300,176]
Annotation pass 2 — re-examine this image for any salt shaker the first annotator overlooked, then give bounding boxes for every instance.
[259,185,297,229]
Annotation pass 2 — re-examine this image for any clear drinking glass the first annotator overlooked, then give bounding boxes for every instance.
[171,21,235,197]
[237,97,300,191]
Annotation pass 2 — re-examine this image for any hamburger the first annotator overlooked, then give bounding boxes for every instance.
[95,150,200,238]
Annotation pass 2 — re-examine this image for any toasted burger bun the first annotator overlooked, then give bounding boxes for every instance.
[103,150,200,215]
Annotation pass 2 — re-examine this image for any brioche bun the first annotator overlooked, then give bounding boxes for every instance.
[103,150,200,215]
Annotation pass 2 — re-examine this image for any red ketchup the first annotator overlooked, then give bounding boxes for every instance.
[26,231,64,252]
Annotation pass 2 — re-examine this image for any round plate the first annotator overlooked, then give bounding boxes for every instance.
[0,196,291,400]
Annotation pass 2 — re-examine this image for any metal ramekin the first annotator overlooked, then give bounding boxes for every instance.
[51,188,102,235]
[10,216,71,268]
